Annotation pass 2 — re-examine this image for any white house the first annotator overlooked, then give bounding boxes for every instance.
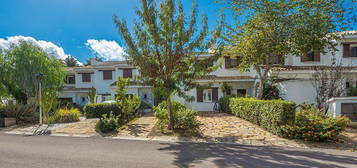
[59,31,357,122]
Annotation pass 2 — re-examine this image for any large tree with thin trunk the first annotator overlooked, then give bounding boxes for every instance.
[222,0,356,99]
[114,0,223,129]
[64,56,79,67]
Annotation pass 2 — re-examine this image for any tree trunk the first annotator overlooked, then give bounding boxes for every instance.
[166,96,175,130]
[257,80,264,99]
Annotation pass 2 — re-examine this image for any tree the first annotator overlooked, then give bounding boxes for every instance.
[223,0,355,99]
[311,61,345,113]
[64,56,79,67]
[0,41,66,103]
[114,0,223,129]
[88,87,97,103]
[115,77,141,121]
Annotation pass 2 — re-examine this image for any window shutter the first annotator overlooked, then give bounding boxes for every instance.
[314,50,320,62]
[224,56,231,69]
[343,44,350,58]
[103,71,112,80]
[196,88,203,102]
[123,69,133,78]
[82,73,91,82]
[212,88,218,102]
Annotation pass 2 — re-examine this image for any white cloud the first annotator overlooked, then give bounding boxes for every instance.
[86,39,126,61]
[0,36,82,65]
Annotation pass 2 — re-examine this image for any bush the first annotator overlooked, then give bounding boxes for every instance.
[154,101,198,129]
[229,98,296,134]
[280,106,350,141]
[0,104,5,118]
[83,103,122,118]
[218,95,236,113]
[3,101,38,124]
[48,108,81,124]
[96,112,120,133]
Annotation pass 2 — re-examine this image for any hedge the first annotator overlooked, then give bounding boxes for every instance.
[229,97,296,134]
[83,103,122,118]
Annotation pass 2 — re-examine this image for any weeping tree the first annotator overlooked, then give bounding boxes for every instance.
[114,0,223,129]
[0,41,66,103]
[223,0,356,99]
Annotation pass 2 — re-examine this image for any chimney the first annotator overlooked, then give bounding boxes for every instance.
[89,58,101,65]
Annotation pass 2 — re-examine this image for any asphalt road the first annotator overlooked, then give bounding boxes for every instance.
[0,133,356,168]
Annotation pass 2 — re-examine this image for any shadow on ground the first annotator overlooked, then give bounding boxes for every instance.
[158,141,357,168]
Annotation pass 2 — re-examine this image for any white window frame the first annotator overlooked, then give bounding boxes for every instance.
[203,89,212,103]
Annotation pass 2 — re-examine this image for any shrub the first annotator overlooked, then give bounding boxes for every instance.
[3,101,38,124]
[84,103,122,118]
[280,106,350,141]
[0,104,5,117]
[229,97,296,134]
[218,95,235,113]
[96,112,120,133]
[154,101,198,129]
[48,108,80,124]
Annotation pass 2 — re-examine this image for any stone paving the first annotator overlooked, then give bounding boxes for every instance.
[52,119,98,136]
[115,113,157,137]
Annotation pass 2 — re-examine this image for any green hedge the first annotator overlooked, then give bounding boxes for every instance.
[229,98,296,134]
[83,103,122,118]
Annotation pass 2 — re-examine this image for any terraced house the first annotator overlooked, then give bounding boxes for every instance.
[59,31,357,121]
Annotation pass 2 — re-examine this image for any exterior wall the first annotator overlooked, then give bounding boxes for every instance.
[174,81,255,112]
[75,72,95,88]
[278,79,317,105]
[327,97,357,118]
[94,69,116,95]
[285,42,357,66]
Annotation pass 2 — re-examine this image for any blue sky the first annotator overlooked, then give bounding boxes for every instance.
[0,0,356,63]
[0,0,229,63]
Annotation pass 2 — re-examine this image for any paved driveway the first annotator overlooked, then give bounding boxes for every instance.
[0,133,356,168]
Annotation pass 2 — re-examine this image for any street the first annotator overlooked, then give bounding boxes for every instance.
[0,133,356,168]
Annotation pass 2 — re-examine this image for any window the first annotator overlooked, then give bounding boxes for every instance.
[225,56,241,69]
[203,89,212,102]
[351,46,357,57]
[197,88,218,102]
[82,73,91,82]
[66,75,75,84]
[102,70,113,80]
[343,44,357,58]
[237,89,247,96]
[302,51,320,62]
[123,69,133,78]
[346,82,351,88]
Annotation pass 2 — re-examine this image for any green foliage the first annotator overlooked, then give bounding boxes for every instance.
[84,103,122,118]
[3,101,38,124]
[114,0,223,128]
[48,108,80,124]
[96,112,120,133]
[229,98,296,134]
[154,101,198,130]
[41,91,60,123]
[220,82,232,96]
[218,95,236,113]
[347,86,357,96]
[115,77,141,116]
[223,0,354,99]
[88,87,97,104]
[63,56,79,67]
[280,106,350,141]
[0,104,5,118]
[0,41,66,103]
[262,80,281,100]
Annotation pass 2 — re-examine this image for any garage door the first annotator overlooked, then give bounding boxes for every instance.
[341,103,357,122]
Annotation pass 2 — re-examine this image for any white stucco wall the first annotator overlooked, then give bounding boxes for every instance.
[278,79,317,105]
[328,97,357,118]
